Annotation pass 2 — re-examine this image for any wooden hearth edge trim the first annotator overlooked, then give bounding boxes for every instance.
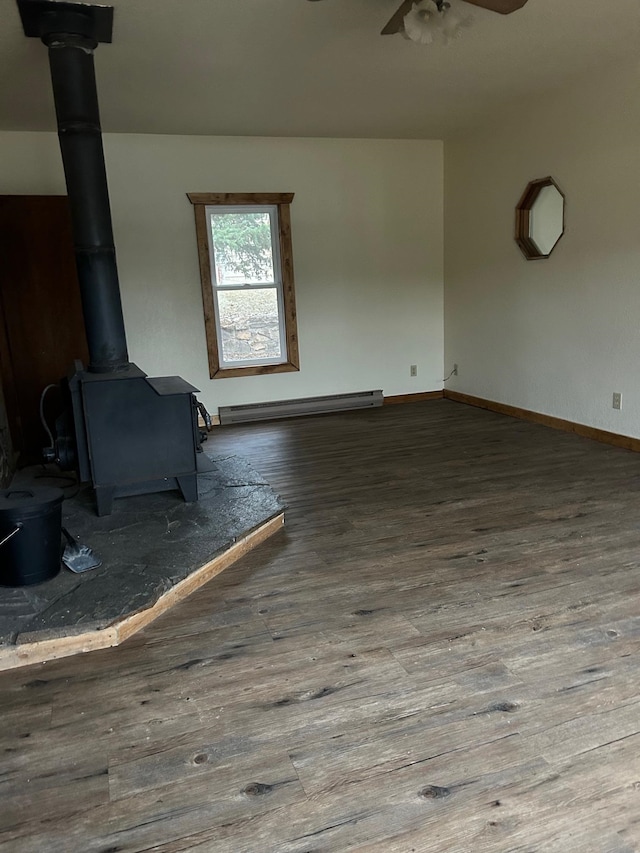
[444,390,640,453]
[0,512,285,673]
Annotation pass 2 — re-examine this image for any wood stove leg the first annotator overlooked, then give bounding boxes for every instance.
[95,486,115,517]
[177,475,198,504]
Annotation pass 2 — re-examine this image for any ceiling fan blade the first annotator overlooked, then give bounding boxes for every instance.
[462,0,528,13]
[380,0,528,36]
[381,0,414,35]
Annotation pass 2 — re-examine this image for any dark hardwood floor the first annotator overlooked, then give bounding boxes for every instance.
[2,399,640,852]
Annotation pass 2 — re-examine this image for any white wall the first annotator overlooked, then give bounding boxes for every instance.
[445,57,640,437]
[0,133,443,413]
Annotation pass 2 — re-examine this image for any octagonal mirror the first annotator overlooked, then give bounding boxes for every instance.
[515,177,565,260]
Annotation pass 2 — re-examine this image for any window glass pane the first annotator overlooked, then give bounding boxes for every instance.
[210,211,275,285]
[218,289,282,363]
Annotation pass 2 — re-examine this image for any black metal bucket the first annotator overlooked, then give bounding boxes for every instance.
[0,488,64,587]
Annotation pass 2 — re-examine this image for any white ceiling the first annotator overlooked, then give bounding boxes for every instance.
[0,0,638,139]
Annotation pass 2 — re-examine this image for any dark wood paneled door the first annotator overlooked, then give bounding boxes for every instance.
[0,195,89,461]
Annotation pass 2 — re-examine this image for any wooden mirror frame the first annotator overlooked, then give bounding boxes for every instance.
[515,176,565,260]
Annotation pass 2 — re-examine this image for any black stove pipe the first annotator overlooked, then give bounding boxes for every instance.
[38,7,129,373]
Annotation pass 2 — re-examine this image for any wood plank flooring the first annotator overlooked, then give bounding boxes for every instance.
[2,399,640,852]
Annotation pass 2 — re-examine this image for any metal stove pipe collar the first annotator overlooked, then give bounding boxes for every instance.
[38,10,98,49]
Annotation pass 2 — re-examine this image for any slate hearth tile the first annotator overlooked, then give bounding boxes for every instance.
[204,454,269,488]
[0,587,35,616]
[63,486,283,573]
[17,562,163,642]
[0,580,81,635]
[0,589,43,642]
[0,588,54,642]
[0,615,34,643]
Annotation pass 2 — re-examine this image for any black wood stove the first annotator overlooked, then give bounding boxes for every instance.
[18,0,207,516]
[62,363,201,516]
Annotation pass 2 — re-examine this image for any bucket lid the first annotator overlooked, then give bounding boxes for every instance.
[0,487,64,511]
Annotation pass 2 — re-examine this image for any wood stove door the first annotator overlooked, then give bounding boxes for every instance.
[0,195,89,461]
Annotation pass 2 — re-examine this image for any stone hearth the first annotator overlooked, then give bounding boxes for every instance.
[0,454,284,670]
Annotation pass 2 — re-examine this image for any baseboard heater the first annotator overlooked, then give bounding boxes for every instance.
[219,390,383,425]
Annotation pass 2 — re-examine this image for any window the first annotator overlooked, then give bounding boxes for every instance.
[188,193,300,379]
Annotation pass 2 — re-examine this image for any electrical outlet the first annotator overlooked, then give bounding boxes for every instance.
[453,363,458,376]
[410,365,417,377]
[612,392,622,410]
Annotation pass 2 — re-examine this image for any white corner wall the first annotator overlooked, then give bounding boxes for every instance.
[444,57,640,437]
[0,133,443,413]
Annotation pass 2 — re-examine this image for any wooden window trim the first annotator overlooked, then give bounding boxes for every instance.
[187,192,300,380]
